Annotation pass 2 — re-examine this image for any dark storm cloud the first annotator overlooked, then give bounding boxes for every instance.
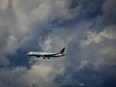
[91,0,116,30]
[0,0,116,87]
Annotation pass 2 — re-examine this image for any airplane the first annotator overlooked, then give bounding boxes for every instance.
[27,47,65,59]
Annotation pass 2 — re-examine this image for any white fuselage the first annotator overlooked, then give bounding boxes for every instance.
[27,47,65,59]
[27,52,64,58]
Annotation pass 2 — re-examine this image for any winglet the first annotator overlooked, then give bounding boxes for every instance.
[60,47,65,54]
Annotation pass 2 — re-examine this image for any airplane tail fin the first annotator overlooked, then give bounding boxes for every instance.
[59,47,65,54]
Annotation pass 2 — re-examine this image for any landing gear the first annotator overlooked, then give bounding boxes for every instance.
[42,57,50,59]
[47,57,50,59]
[42,56,50,59]
[43,57,46,59]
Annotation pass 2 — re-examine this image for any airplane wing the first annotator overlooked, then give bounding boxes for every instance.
[35,55,41,57]
[35,54,52,59]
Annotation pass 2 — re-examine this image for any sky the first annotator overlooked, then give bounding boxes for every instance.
[0,0,116,87]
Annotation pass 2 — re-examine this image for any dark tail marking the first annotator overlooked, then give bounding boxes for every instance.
[60,47,65,54]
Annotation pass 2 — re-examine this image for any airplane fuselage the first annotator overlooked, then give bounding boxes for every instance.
[27,52,64,57]
[27,48,65,59]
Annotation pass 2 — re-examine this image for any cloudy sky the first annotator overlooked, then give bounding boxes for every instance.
[0,0,116,87]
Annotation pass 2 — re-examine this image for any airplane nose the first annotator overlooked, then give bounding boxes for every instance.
[27,53,30,55]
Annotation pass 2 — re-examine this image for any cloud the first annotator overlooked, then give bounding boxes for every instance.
[93,0,116,29]
[81,25,116,45]
[0,0,116,87]
[0,67,28,87]
[0,25,9,48]
[0,25,10,66]
[0,0,8,11]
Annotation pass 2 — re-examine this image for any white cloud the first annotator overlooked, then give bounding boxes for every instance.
[81,25,116,46]
[77,59,88,69]
[4,36,19,55]
[28,64,55,81]
[83,31,103,45]
[38,34,67,52]
[0,0,8,11]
